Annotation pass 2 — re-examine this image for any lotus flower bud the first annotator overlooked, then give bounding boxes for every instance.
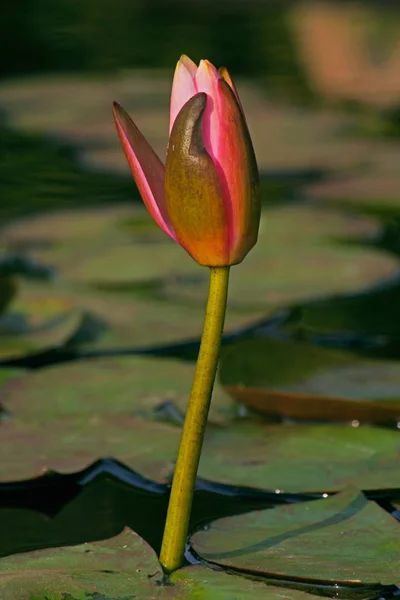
[113,55,260,266]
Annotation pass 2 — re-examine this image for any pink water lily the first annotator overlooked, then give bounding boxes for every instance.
[113,55,260,266]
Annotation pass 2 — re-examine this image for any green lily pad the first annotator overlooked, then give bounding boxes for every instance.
[191,487,400,586]
[164,206,397,310]
[0,282,82,360]
[63,239,199,287]
[0,276,17,315]
[2,204,139,247]
[8,204,392,315]
[1,356,233,425]
[220,338,400,424]
[61,287,267,352]
[170,566,321,599]
[198,423,400,493]
[0,368,24,389]
[0,527,321,600]
[0,528,162,600]
[0,414,180,483]
[2,205,166,275]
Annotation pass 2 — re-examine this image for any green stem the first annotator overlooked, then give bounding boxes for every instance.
[159,265,230,574]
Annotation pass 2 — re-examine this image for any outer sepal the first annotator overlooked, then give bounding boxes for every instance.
[112,102,176,240]
[165,93,230,266]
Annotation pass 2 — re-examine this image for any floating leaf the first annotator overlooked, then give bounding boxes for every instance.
[306,174,400,213]
[63,240,199,287]
[220,338,400,424]
[0,529,161,599]
[170,566,321,600]
[0,413,180,483]
[2,205,166,276]
[0,277,17,315]
[198,423,400,493]
[60,287,267,353]
[164,206,397,310]
[1,356,232,425]
[0,368,24,389]
[0,282,81,360]
[192,487,400,586]
[0,526,320,600]
[3,204,136,247]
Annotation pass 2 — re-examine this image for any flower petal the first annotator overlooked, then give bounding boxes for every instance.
[215,80,260,264]
[218,66,246,117]
[169,55,198,133]
[194,59,222,163]
[113,102,176,240]
[165,93,229,266]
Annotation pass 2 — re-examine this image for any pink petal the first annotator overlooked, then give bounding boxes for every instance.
[194,60,222,163]
[214,80,260,264]
[218,66,246,120]
[169,55,198,133]
[113,102,176,240]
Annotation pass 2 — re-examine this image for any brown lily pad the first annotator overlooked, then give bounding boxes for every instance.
[220,338,400,424]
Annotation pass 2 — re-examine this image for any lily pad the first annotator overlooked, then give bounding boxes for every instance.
[198,423,400,493]
[2,205,166,276]
[0,528,163,600]
[0,527,321,600]
[289,279,400,338]
[0,282,82,360]
[306,174,400,213]
[61,287,267,352]
[63,240,199,287]
[1,355,233,425]
[164,206,397,310]
[0,276,17,314]
[191,487,400,586]
[220,338,400,424]
[2,204,140,247]
[0,414,180,483]
[0,368,24,389]
[171,567,321,600]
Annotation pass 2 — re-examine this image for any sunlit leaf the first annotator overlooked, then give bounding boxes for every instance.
[0,527,320,600]
[198,423,400,493]
[192,487,400,586]
[1,355,232,425]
